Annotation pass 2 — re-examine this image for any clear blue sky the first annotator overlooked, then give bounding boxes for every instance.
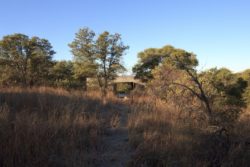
[1,0,250,72]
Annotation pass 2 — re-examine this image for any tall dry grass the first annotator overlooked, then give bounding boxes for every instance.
[0,87,106,167]
[127,94,250,167]
[2,87,250,166]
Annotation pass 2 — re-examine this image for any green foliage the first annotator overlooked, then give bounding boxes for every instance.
[150,47,204,114]
[236,69,250,105]
[244,87,250,105]
[236,69,250,80]
[132,48,165,82]
[201,68,247,107]
[69,28,97,79]
[133,45,198,82]
[163,48,198,70]
[95,31,128,91]
[145,45,247,125]
[52,61,73,81]
[199,68,247,124]
[116,83,132,93]
[50,61,88,89]
[0,33,55,86]
[132,46,172,82]
[69,28,129,95]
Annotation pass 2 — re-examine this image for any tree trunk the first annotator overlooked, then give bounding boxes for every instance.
[81,77,87,91]
[101,87,107,105]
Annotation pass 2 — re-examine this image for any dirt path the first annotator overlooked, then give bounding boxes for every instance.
[100,103,132,167]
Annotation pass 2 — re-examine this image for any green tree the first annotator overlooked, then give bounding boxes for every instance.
[95,31,128,98]
[69,28,129,98]
[236,69,250,105]
[199,68,247,124]
[150,47,212,117]
[0,33,55,86]
[69,28,97,90]
[51,61,74,88]
[133,45,174,82]
[28,37,55,85]
[148,45,246,125]
[51,60,90,89]
[236,69,250,81]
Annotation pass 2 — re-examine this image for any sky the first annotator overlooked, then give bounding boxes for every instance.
[0,0,250,73]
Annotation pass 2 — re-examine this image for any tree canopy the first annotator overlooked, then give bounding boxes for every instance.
[0,33,55,86]
[136,45,248,125]
[69,27,129,96]
[133,45,198,82]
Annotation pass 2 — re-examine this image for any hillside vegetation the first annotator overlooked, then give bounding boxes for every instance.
[1,30,250,166]
[0,87,104,167]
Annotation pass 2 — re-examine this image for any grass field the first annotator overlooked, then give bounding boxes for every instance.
[0,87,105,167]
[0,87,250,167]
[127,94,250,167]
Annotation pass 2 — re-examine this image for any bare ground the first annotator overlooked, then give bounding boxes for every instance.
[99,103,132,167]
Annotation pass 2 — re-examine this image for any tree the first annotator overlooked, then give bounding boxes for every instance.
[147,45,246,125]
[199,68,247,124]
[28,37,55,85]
[201,68,247,106]
[0,33,55,86]
[237,69,250,105]
[95,31,128,98]
[133,45,174,82]
[69,28,97,90]
[236,69,250,81]
[50,61,74,88]
[150,47,213,117]
[69,28,129,98]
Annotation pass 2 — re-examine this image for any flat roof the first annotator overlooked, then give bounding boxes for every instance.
[112,76,144,85]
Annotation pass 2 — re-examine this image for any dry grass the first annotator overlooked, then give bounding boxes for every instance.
[1,87,250,167]
[223,108,250,166]
[0,87,106,167]
[128,96,203,167]
[127,94,250,167]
